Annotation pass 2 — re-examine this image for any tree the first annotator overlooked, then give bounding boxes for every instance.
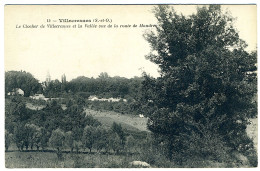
[108,132,122,154]
[98,72,109,79]
[63,104,85,131]
[111,122,126,148]
[5,71,42,97]
[11,100,30,122]
[40,127,48,151]
[65,131,74,152]
[34,128,43,151]
[142,5,257,162]
[94,126,108,152]
[72,140,82,154]
[5,97,31,137]
[65,131,82,153]
[125,135,136,153]
[5,130,13,151]
[84,115,102,127]
[24,123,41,150]
[48,128,65,159]
[82,126,96,153]
[13,123,27,151]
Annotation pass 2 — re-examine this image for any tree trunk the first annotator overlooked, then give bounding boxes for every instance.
[57,148,63,160]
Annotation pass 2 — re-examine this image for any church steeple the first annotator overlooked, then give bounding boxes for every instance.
[46,70,51,85]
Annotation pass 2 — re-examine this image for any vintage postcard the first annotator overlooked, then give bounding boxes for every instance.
[4,5,257,168]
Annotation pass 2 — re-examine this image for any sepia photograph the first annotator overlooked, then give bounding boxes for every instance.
[4,4,257,168]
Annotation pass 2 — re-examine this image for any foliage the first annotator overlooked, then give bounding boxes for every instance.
[108,132,122,154]
[6,97,30,123]
[66,74,143,99]
[40,127,49,150]
[125,135,136,153]
[82,126,96,153]
[24,123,42,150]
[43,79,65,97]
[72,141,83,154]
[65,131,82,153]
[5,71,42,97]
[93,126,108,152]
[5,130,13,151]
[65,131,74,152]
[111,122,126,148]
[141,5,257,164]
[84,115,102,127]
[48,128,65,159]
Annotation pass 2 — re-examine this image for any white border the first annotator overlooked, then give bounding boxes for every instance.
[0,1,259,171]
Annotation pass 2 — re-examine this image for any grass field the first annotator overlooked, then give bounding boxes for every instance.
[26,103,45,110]
[84,108,149,132]
[5,151,145,168]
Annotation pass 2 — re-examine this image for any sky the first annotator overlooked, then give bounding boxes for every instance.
[4,5,257,82]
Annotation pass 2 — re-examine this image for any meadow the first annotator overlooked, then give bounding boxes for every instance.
[5,151,143,168]
[85,108,148,132]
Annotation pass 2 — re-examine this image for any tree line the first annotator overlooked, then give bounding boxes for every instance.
[5,96,149,159]
[5,71,42,97]
[5,70,143,100]
[5,70,145,115]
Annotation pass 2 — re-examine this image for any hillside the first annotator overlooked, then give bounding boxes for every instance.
[84,108,149,132]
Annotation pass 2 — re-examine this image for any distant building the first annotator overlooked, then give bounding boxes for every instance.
[7,88,24,96]
[30,93,45,100]
[89,95,99,101]
[46,71,51,85]
[139,114,144,118]
[88,95,127,102]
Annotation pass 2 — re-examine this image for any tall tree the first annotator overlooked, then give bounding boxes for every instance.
[111,122,126,148]
[142,5,257,162]
[5,130,13,152]
[5,71,42,97]
[82,126,96,153]
[48,128,65,159]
